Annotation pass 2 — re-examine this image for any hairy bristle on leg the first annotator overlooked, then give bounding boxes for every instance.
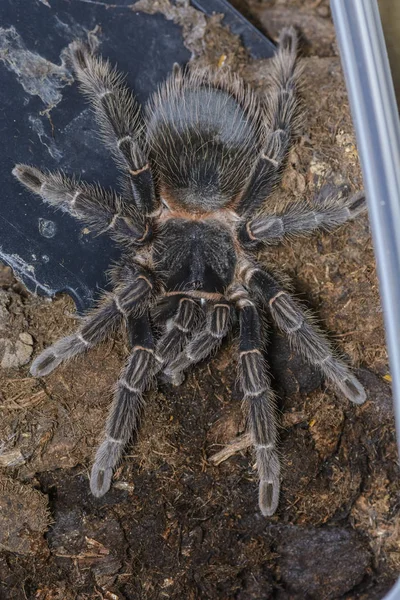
[90,314,161,497]
[156,296,204,367]
[236,26,301,216]
[163,301,231,383]
[12,165,151,247]
[68,40,156,214]
[30,299,120,377]
[240,186,367,246]
[249,269,366,405]
[31,266,155,378]
[236,296,280,517]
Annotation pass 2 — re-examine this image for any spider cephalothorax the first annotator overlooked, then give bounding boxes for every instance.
[13,28,367,516]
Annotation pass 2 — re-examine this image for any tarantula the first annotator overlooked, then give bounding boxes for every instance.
[13,27,367,516]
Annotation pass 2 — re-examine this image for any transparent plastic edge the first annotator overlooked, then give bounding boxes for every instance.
[330,1,400,597]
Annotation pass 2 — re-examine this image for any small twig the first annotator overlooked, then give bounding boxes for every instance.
[209,433,252,465]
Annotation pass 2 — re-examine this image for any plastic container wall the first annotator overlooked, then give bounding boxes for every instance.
[330,1,400,597]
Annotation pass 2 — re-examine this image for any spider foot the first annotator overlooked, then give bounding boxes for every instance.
[257,446,280,517]
[161,369,185,387]
[30,334,88,377]
[336,373,367,405]
[90,438,120,497]
[345,190,367,218]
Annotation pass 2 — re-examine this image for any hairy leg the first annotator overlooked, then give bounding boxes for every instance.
[31,265,155,377]
[12,165,151,246]
[69,40,156,214]
[237,27,301,216]
[230,286,280,516]
[90,313,161,497]
[163,300,232,384]
[154,294,205,371]
[247,268,366,404]
[239,188,366,246]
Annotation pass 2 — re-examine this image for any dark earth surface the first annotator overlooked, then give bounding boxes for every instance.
[0,1,399,599]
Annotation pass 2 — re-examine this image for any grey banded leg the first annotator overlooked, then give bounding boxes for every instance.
[237,298,280,517]
[240,189,367,246]
[156,295,204,368]
[164,301,231,384]
[237,27,301,216]
[90,313,161,497]
[69,40,156,214]
[12,165,151,246]
[248,269,366,404]
[30,267,154,377]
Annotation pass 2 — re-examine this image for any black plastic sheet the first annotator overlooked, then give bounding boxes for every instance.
[0,0,274,312]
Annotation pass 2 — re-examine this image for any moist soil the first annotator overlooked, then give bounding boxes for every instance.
[0,1,399,599]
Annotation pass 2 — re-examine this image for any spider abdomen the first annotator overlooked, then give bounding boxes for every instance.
[153,218,236,293]
[147,71,263,211]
